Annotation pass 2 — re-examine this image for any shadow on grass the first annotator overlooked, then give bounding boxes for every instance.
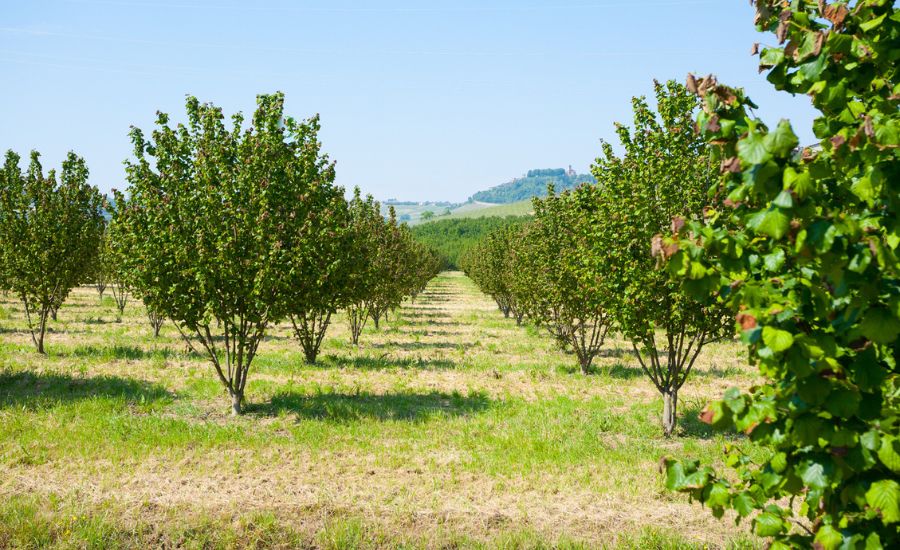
[553,361,643,378]
[62,344,204,361]
[399,319,456,327]
[322,354,458,371]
[368,341,473,352]
[0,369,173,410]
[247,389,491,422]
[678,398,718,439]
[602,362,646,379]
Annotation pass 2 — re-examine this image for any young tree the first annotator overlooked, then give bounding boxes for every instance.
[592,81,731,436]
[0,150,104,354]
[91,228,110,301]
[283,179,354,365]
[146,305,165,338]
[486,189,611,374]
[367,207,412,330]
[462,225,522,321]
[663,1,900,547]
[344,189,384,345]
[114,93,342,415]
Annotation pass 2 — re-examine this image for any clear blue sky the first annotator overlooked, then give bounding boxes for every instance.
[1,0,817,202]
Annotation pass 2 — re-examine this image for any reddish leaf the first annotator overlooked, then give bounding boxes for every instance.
[698,406,716,425]
[721,157,741,173]
[824,3,849,28]
[737,312,758,330]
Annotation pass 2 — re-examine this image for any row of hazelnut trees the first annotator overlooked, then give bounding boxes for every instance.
[0,93,441,415]
[466,1,899,547]
[462,80,731,439]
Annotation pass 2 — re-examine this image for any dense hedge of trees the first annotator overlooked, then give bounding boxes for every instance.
[410,215,528,269]
[469,169,594,204]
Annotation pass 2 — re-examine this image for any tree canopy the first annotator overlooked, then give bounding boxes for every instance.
[112,92,346,414]
[0,150,104,354]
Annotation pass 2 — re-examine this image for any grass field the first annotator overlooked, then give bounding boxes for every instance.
[441,200,534,221]
[0,272,761,549]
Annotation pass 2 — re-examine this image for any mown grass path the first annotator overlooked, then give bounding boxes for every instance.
[0,273,758,548]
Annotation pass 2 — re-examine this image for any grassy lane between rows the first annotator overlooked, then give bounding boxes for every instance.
[0,272,761,549]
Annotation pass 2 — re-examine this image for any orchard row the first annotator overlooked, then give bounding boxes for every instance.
[467,1,899,547]
[0,93,441,415]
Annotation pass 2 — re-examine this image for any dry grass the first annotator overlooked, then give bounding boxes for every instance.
[0,273,760,549]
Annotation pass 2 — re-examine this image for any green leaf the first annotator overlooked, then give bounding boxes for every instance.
[764,120,800,157]
[754,511,785,536]
[732,492,755,517]
[859,12,887,32]
[878,436,900,474]
[738,131,772,165]
[747,207,790,239]
[772,190,793,209]
[859,307,900,344]
[866,480,900,524]
[762,326,794,352]
[800,460,828,491]
[813,524,843,550]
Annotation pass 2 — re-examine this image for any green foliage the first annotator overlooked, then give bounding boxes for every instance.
[345,193,441,344]
[663,1,900,547]
[466,187,613,374]
[112,92,345,414]
[461,224,523,322]
[470,168,594,204]
[592,81,731,436]
[0,150,104,353]
[411,215,529,269]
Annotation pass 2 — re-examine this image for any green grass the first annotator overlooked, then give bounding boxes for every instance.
[440,199,534,221]
[0,273,761,548]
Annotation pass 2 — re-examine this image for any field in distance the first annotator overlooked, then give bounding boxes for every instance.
[0,272,760,549]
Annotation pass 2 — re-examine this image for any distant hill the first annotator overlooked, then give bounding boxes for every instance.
[469,167,594,204]
[441,199,533,221]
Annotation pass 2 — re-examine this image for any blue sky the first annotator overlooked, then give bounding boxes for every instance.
[1,0,817,202]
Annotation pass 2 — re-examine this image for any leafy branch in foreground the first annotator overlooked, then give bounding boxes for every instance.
[661,1,900,547]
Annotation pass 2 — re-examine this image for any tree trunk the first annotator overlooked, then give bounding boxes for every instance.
[579,354,592,375]
[35,309,48,355]
[36,325,46,355]
[230,391,243,416]
[662,390,678,437]
[50,307,57,321]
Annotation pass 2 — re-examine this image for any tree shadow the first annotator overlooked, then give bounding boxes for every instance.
[598,347,631,359]
[602,362,646,379]
[246,389,491,422]
[676,397,741,439]
[0,369,173,410]
[322,354,458,371]
[401,319,456,327]
[61,344,203,361]
[367,341,473,352]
